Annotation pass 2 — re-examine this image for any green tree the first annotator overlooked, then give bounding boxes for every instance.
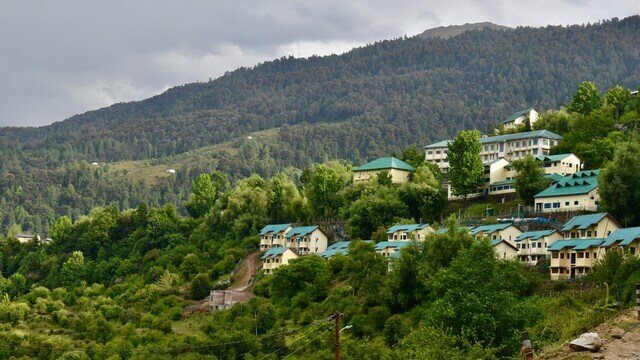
[49,216,72,243]
[306,164,348,218]
[569,81,602,115]
[60,251,86,286]
[603,85,632,120]
[401,145,425,168]
[345,187,410,240]
[512,155,551,205]
[269,255,331,306]
[447,130,483,205]
[186,171,228,218]
[599,141,640,226]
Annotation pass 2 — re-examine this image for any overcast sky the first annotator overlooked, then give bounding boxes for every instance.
[0,1,638,127]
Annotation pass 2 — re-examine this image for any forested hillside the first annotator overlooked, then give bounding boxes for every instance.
[1,16,640,234]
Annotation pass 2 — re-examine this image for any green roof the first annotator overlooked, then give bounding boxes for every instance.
[548,239,604,251]
[259,224,292,235]
[501,108,534,124]
[387,223,430,234]
[603,227,640,247]
[285,226,320,238]
[374,241,411,251]
[480,130,562,144]
[261,247,292,259]
[534,170,600,198]
[561,213,608,232]
[470,223,515,236]
[515,230,558,242]
[423,140,451,149]
[354,157,415,172]
[544,173,566,183]
[536,154,574,162]
[490,179,515,187]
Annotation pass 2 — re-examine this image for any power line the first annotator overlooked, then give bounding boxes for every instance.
[257,321,329,360]
[281,328,331,359]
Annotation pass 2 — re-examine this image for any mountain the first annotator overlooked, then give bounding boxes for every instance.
[417,22,511,39]
[1,15,640,234]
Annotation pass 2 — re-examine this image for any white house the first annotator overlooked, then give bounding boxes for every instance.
[534,170,601,213]
[515,229,563,265]
[501,108,539,131]
[386,223,434,241]
[284,226,328,255]
[259,224,293,251]
[261,247,298,275]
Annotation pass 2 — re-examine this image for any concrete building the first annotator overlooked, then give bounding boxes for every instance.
[261,247,298,275]
[492,239,519,260]
[386,223,434,241]
[470,223,522,244]
[515,230,563,265]
[374,241,410,259]
[353,157,415,184]
[501,108,539,131]
[259,224,293,251]
[284,226,328,256]
[560,213,620,240]
[548,238,604,280]
[534,170,601,213]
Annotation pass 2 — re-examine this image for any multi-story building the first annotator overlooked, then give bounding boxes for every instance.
[560,213,620,240]
[261,247,298,275]
[259,224,293,251]
[424,130,563,172]
[470,223,522,244]
[534,170,601,213]
[386,223,434,241]
[515,230,563,265]
[284,226,328,255]
[374,241,410,259]
[501,108,539,131]
[600,227,640,256]
[492,239,519,260]
[353,157,415,184]
[548,238,604,280]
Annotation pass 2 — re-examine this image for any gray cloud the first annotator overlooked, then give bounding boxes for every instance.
[0,0,638,127]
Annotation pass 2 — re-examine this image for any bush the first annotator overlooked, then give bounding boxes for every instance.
[189,273,212,300]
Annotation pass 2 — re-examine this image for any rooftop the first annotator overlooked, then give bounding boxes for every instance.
[548,239,604,251]
[386,223,430,234]
[423,140,452,149]
[480,130,562,145]
[515,229,559,242]
[259,224,292,236]
[470,223,516,236]
[602,227,640,247]
[491,239,518,249]
[285,226,320,238]
[561,213,609,232]
[353,157,416,172]
[535,170,600,198]
[261,247,293,259]
[501,108,534,124]
[374,241,411,251]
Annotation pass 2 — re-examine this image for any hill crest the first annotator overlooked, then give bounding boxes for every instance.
[417,22,511,39]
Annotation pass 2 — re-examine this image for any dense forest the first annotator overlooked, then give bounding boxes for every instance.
[2,16,640,235]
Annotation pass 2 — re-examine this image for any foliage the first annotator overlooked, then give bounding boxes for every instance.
[512,155,551,205]
[599,141,640,226]
[569,81,602,115]
[447,130,483,204]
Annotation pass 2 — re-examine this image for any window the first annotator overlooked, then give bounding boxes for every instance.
[585,252,589,258]
[593,252,597,259]
[565,202,570,206]
[587,231,592,237]
[544,203,551,209]
[560,253,564,259]
[499,143,504,152]
[552,268,558,273]
[577,252,583,258]
[552,253,558,259]
[427,151,433,155]
[553,202,560,208]
[574,201,579,205]
[533,139,538,145]
[532,149,538,155]
[543,139,549,145]
[435,150,441,155]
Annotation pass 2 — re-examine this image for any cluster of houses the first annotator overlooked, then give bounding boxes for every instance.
[259,212,640,281]
[351,108,601,213]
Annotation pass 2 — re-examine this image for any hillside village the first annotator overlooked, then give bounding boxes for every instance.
[257,106,634,282]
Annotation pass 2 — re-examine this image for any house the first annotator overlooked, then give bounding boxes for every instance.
[261,247,298,275]
[374,241,410,259]
[353,157,415,184]
[319,241,351,259]
[492,239,519,260]
[534,170,601,213]
[482,158,510,195]
[501,108,539,131]
[560,212,620,239]
[423,140,451,173]
[387,223,434,241]
[515,230,563,265]
[424,130,563,172]
[470,223,522,244]
[600,227,640,256]
[319,240,374,259]
[259,224,293,251]
[284,226,328,255]
[16,234,41,244]
[548,239,604,280]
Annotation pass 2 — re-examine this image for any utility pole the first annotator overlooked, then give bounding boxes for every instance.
[334,311,340,360]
